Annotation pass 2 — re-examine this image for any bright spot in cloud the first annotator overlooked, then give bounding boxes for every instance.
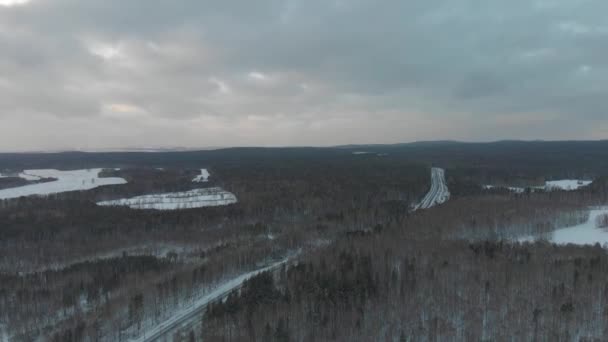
[0,0,30,6]
[578,65,592,75]
[248,72,268,81]
[209,77,231,94]
[103,103,145,118]
[558,21,591,35]
[519,48,554,60]
[89,43,123,60]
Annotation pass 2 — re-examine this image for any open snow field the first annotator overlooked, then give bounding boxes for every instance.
[0,169,127,200]
[192,169,210,182]
[521,208,608,246]
[97,187,237,210]
[545,179,593,191]
[484,179,593,193]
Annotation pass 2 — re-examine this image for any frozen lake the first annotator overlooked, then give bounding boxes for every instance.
[0,169,127,200]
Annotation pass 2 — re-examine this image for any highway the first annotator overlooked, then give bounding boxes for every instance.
[134,168,449,341]
[131,258,291,342]
[415,167,450,210]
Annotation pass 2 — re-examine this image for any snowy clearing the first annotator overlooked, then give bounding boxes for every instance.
[545,179,592,191]
[192,168,210,182]
[0,169,127,200]
[484,179,592,193]
[520,208,608,246]
[97,187,237,210]
[483,185,526,193]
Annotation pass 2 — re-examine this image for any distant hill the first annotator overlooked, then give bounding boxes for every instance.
[1,140,608,179]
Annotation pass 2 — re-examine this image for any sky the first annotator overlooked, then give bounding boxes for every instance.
[0,0,606,151]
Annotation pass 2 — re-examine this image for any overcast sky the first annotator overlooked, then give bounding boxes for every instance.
[0,0,606,151]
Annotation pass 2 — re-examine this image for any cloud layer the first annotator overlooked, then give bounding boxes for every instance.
[0,0,606,151]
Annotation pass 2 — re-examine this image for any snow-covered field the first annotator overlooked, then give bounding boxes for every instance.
[97,187,237,210]
[521,208,608,246]
[0,169,127,200]
[484,179,592,193]
[192,169,210,182]
[545,179,593,191]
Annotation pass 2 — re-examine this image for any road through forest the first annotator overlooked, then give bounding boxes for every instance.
[415,167,450,210]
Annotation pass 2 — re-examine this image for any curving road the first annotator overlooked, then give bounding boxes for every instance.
[132,168,449,341]
[415,167,450,210]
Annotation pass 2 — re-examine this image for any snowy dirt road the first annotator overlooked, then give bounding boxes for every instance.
[415,167,450,210]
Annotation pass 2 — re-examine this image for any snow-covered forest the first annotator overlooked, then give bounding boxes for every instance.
[1,142,608,341]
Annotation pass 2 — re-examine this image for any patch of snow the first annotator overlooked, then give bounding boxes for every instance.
[97,187,237,210]
[18,171,43,181]
[352,151,373,155]
[521,208,608,246]
[483,185,526,193]
[0,324,7,342]
[546,179,592,191]
[0,169,127,200]
[192,169,210,183]
[484,179,592,193]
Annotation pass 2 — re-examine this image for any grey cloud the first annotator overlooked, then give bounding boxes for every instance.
[0,0,607,151]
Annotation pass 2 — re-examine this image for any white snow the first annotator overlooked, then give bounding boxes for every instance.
[0,324,7,342]
[545,179,592,191]
[192,169,210,183]
[0,169,127,200]
[17,171,43,181]
[484,179,592,193]
[521,208,608,246]
[97,187,237,210]
[483,185,525,193]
